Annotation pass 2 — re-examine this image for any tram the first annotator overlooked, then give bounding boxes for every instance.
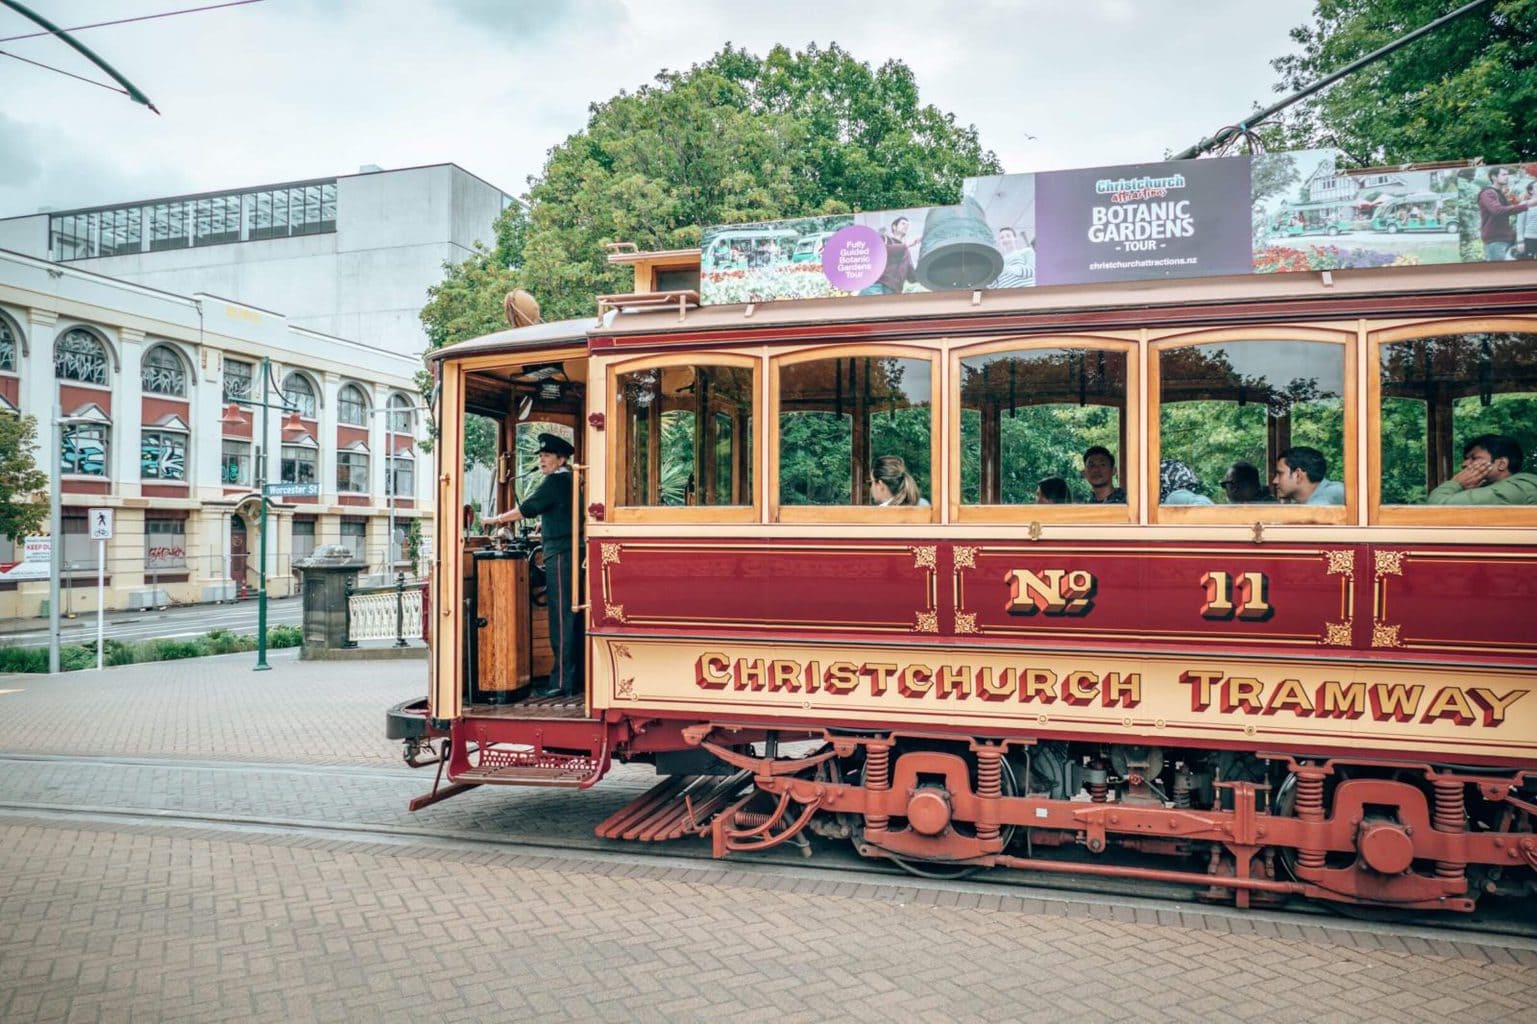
[392,231,1537,914]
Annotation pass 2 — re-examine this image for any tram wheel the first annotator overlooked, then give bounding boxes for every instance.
[1274,766,1481,915]
[886,854,980,881]
[857,741,1019,880]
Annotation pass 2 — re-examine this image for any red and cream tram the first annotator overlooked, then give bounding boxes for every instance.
[393,245,1537,913]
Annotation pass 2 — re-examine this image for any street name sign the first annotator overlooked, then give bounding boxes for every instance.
[263,482,320,498]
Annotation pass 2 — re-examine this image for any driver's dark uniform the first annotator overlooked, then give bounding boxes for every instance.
[518,459,579,696]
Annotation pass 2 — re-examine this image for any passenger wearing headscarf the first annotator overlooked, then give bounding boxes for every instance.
[1159,459,1213,505]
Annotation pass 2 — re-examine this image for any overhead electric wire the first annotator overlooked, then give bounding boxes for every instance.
[1173,0,1498,160]
[0,45,127,96]
[0,0,160,112]
[0,0,262,43]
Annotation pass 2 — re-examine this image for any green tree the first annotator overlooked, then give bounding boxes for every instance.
[425,43,1001,329]
[1267,0,1537,164]
[0,413,48,541]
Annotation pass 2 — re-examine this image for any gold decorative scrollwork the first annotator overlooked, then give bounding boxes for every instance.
[953,546,978,570]
[954,612,978,635]
[612,643,632,659]
[1325,550,1355,578]
[605,603,627,624]
[913,610,939,633]
[601,543,622,565]
[616,677,635,699]
[1374,550,1405,577]
[1372,623,1402,648]
[911,545,938,570]
[1321,622,1352,646]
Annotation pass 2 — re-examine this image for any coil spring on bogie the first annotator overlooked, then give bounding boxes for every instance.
[1293,768,1327,871]
[1432,776,1467,880]
[865,743,891,833]
[975,749,1002,843]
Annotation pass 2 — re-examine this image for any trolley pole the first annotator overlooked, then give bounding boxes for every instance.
[223,356,301,672]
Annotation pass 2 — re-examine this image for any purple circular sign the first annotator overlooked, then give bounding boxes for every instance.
[822,225,887,292]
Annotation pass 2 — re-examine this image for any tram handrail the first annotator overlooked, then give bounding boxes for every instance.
[571,460,588,613]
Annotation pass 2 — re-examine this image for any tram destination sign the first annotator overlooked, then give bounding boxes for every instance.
[263,482,319,498]
[698,149,1535,306]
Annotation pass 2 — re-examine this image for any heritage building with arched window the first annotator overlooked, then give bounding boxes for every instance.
[0,249,433,618]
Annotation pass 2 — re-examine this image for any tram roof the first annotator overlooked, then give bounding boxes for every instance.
[430,261,1534,360]
[426,314,608,363]
[589,260,1534,342]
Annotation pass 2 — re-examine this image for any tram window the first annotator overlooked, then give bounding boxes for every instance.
[615,364,753,506]
[1379,331,1537,505]
[958,347,1126,504]
[1159,340,1345,505]
[778,355,932,506]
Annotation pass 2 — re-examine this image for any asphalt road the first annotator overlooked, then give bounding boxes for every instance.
[0,597,303,646]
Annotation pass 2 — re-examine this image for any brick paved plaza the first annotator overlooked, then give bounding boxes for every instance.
[0,655,1532,1023]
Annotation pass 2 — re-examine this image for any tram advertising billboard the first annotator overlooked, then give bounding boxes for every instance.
[697,152,1536,306]
[1251,150,1535,271]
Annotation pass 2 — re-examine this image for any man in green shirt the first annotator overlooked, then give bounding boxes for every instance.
[1428,435,1537,506]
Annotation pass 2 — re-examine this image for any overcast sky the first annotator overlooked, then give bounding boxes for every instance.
[1,0,1318,221]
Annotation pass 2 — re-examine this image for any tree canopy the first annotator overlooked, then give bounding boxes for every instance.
[421,42,1001,339]
[1267,0,1537,164]
[0,414,48,542]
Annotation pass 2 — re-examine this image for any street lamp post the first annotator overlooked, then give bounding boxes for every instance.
[225,357,301,671]
[49,404,97,674]
[373,401,424,577]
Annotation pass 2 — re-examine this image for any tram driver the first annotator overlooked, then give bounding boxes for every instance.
[482,433,581,697]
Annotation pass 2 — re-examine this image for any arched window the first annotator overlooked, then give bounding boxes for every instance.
[337,383,368,426]
[141,344,188,397]
[55,328,110,385]
[0,314,18,373]
[281,372,317,418]
[387,393,414,433]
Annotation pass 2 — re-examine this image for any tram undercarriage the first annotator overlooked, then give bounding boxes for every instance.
[594,726,1537,913]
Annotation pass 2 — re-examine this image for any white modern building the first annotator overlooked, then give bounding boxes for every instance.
[0,163,513,357]
[0,247,435,619]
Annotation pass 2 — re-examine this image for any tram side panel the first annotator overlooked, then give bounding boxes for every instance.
[586,536,1537,770]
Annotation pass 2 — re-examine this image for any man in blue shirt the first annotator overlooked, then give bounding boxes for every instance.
[1272,446,1344,505]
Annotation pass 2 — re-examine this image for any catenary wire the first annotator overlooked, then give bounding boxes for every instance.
[0,0,263,43]
[0,45,126,94]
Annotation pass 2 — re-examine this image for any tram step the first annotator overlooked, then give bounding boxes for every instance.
[595,770,752,841]
[453,761,596,787]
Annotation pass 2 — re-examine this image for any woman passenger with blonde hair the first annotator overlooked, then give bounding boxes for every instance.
[869,455,929,507]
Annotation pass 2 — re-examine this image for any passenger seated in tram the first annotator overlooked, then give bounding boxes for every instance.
[1218,460,1274,503]
[1035,476,1070,504]
[1081,445,1125,503]
[1428,434,1537,505]
[869,455,929,507]
[1271,446,1344,505]
[1158,459,1213,505]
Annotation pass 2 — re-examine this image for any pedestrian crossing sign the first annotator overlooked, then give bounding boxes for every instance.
[89,508,114,540]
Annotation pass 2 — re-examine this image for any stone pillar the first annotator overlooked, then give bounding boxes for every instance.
[319,371,340,503]
[114,327,145,497]
[23,309,57,479]
[191,343,224,501]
